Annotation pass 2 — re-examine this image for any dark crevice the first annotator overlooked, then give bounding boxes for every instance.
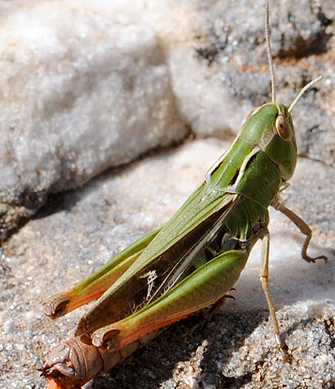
[276,32,331,59]
[195,44,221,66]
[217,372,253,388]
[324,318,335,350]
[17,188,47,210]
[194,22,230,66]
[277,4,333,59]
[0,130,192,243]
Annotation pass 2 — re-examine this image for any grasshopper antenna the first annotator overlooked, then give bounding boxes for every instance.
[288,76,323,113]
[265,0,276,103]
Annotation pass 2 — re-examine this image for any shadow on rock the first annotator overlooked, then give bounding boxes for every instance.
[198,310,268,389]
[86,315,208,389]
[83,308,267,389]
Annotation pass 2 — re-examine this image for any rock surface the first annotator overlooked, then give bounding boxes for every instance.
[0,0,334,240]
[0,1,334,388]
[0,0,189,239]
[1,139,334,388]
[167,0,335,158]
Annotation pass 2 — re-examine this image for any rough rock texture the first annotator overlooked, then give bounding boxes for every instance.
[1,0,334,240]
[0,1,335,388]
[1,139,334,388]
[168,0,335,165]
[0,0,189,240]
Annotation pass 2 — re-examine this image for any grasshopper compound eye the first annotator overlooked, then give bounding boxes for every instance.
[275,114,291,140]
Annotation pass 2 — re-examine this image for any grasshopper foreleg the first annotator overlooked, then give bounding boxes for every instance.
[272,200,328,263]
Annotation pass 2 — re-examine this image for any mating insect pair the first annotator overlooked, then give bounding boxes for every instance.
[42,2,327,388]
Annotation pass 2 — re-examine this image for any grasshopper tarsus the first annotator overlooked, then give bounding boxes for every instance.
[198,293,237,333]
[281,346,293,365]
[302,253,328,264]
[273,332,293,364]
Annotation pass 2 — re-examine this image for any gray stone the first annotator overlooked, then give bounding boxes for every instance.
[0,0,334,240]
[168,0,335,166]
[1,139,334,388]
[0,1,334,387]
[0,0,188,240]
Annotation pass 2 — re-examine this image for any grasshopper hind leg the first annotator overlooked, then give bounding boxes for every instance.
[90,249,249,348]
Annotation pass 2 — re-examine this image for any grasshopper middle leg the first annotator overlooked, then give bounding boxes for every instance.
[259,230,287,353]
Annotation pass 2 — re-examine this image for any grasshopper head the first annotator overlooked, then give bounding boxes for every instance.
[264,102,297,181]
[274,104,294,142]
[245,102,297,181]
[264,71,322,181]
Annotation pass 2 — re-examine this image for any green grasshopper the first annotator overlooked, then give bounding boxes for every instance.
[42,2,327,388]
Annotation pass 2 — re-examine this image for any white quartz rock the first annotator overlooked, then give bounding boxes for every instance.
[0,0,186,197]
[1,0,334,240]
